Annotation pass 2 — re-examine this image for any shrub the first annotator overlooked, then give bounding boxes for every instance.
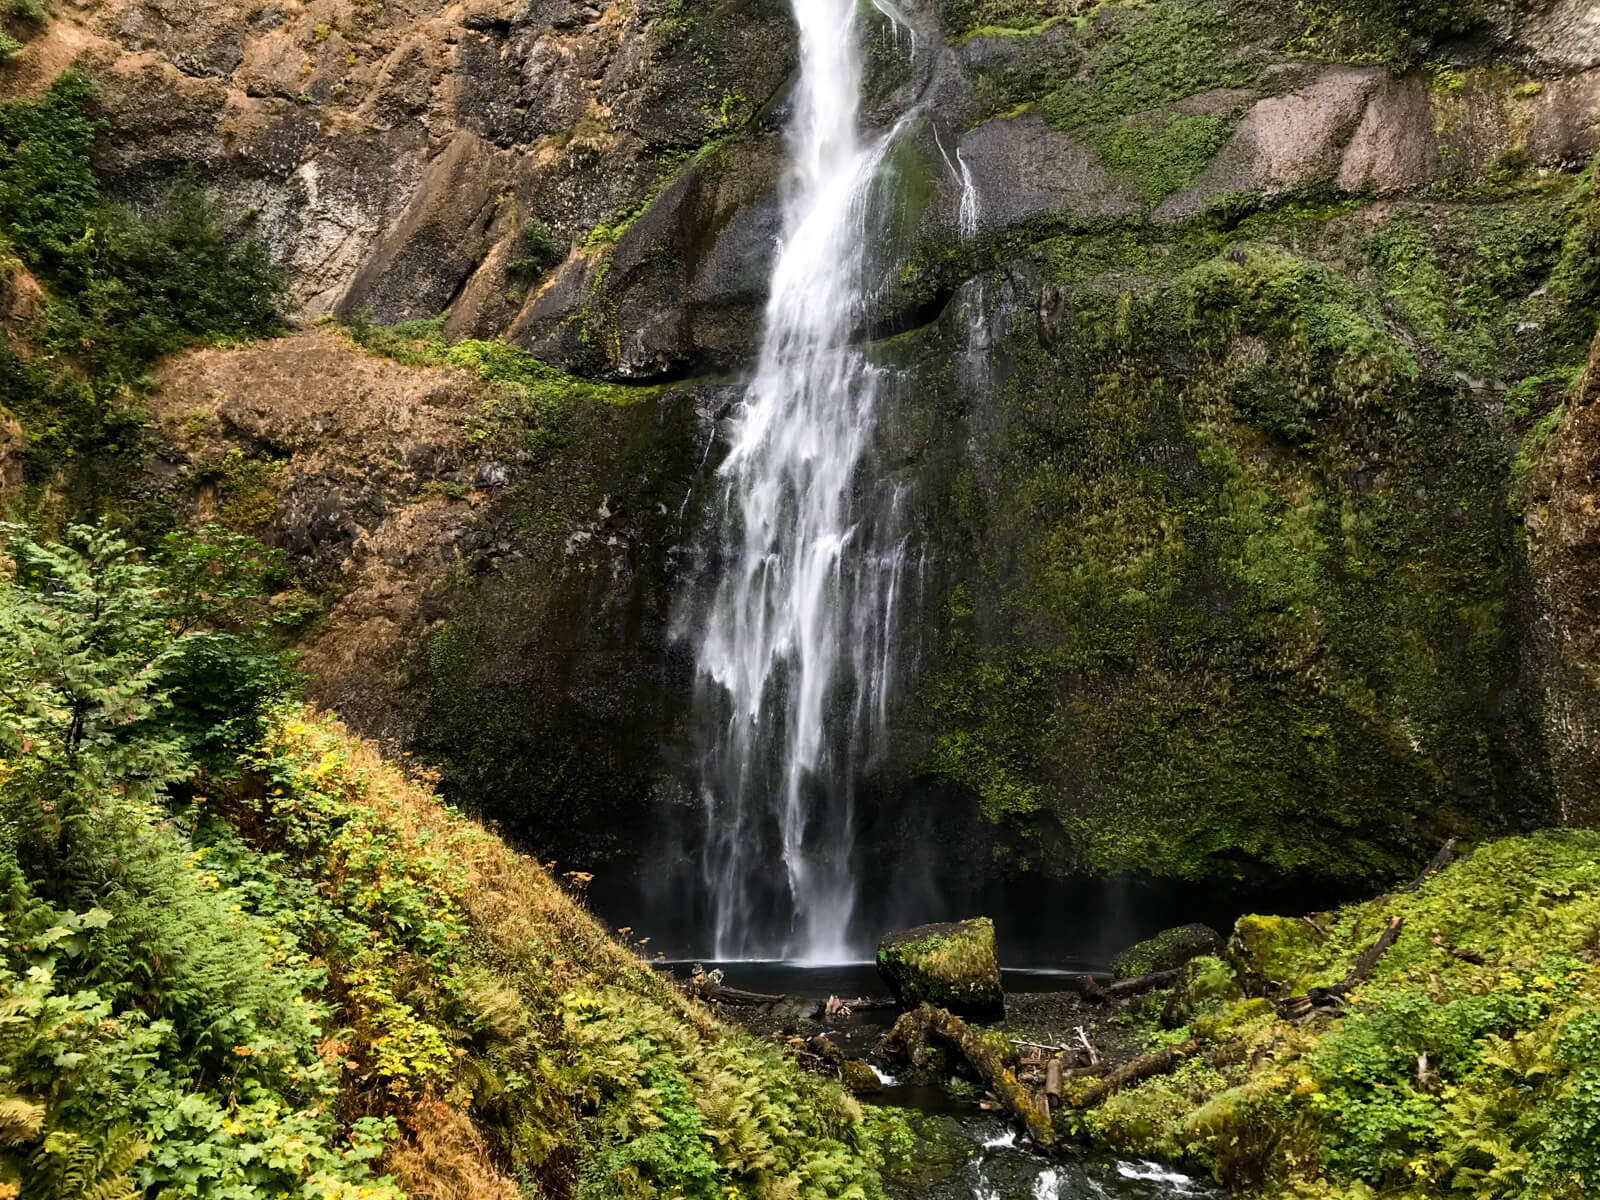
[506,217,563,283]
[0,73,285,475]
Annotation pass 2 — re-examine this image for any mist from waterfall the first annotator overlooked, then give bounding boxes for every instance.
[686,0,917,961]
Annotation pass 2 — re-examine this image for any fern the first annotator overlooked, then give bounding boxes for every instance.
[27,1124,145,1200]
[0,1096,42,1147]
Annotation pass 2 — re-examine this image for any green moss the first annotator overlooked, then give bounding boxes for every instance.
[877,919,1004,1017]
[1162,955,1242,1028]
[1112,923,1220,978]
[1287,0,1490,68]
[346,319,657,458]
[1367,192,1584,379]
[936,0,1079,41]
[1226,914,1320,995]
[1068,834,1600,1196]
[958,0,1264,141]
[1040,1,1258,133]
[1095,112,1240,210]
[214,447,286,531]
[912,189,1586,881]
[585,135,734,250]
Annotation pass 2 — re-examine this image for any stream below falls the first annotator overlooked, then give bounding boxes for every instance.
[663,963,1221,1200]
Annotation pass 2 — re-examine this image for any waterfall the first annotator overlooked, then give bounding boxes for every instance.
[687,0,914,961]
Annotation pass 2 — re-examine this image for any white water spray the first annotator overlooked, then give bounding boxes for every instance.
[690,0,916,960]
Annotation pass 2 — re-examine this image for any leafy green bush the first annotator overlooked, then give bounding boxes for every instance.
[506,217,563,283]
[0,523,399,1200]
[6,0,49,23]
[0,519,904,1199]
[0,523,292,804]
[0,73,285,477]
[1071,833,1600,1198]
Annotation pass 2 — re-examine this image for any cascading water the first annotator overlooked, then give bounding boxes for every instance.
[685,0,918,961]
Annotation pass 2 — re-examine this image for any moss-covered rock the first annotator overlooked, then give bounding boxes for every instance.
[1160,954,1242,1028]
[840,1058,885,1095]
[1225,914,1320,996]
[1110,922,1221,979]
[877,918,1005,1019]
[902,162,1596,889]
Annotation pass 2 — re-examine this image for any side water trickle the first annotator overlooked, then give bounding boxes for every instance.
[682,0,922,961]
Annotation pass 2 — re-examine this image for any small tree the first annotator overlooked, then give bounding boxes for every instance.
[0,523,290,865]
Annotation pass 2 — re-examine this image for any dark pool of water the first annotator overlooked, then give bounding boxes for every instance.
[657,959,1106,998]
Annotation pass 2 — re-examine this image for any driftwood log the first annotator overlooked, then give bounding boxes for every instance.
[1106,967,1183,999]
[1404,838,1458,891]
[1277,915,1405,1020]
[690,981,798,1006]
[878,1004,1054,1144]
[1075,1039,1202,1108]
[685,971,895,1018]
[1068,967,1181,1005]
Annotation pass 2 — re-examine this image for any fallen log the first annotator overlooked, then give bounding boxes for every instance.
[814,995,899,1018]
[1078,978,1108,1004]
[879,1004,1054,1145]
[1277,915,1405,1019]
[685,973,896,1017]
[692,981,801,1007]
[1105,967,1183,1000]
[1075,1039,1201,1108]
[1431,935,1485,965]
[1405,838,1458,891]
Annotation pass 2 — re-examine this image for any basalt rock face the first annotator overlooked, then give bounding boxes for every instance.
[1528,332,1600,828]
[858,0,1600,897]
[12,0,1600,933]
[142,328,712,875]
[6,0,797,375]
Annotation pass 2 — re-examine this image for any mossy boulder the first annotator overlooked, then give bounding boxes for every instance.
[839,1059,883,1095]
[1225,914,1320,997]
[876,918,1005,1019]
[1160,954,1243,1028]
[1109,922,1221,979]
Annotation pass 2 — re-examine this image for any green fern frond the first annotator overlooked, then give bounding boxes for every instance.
[31,1124,147,1200]
[0,1097,43,1148]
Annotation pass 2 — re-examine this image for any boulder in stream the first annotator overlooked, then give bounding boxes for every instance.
[876,918,1004,1020]
[839,1059,883,1095]
[1110,922,1221,979]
